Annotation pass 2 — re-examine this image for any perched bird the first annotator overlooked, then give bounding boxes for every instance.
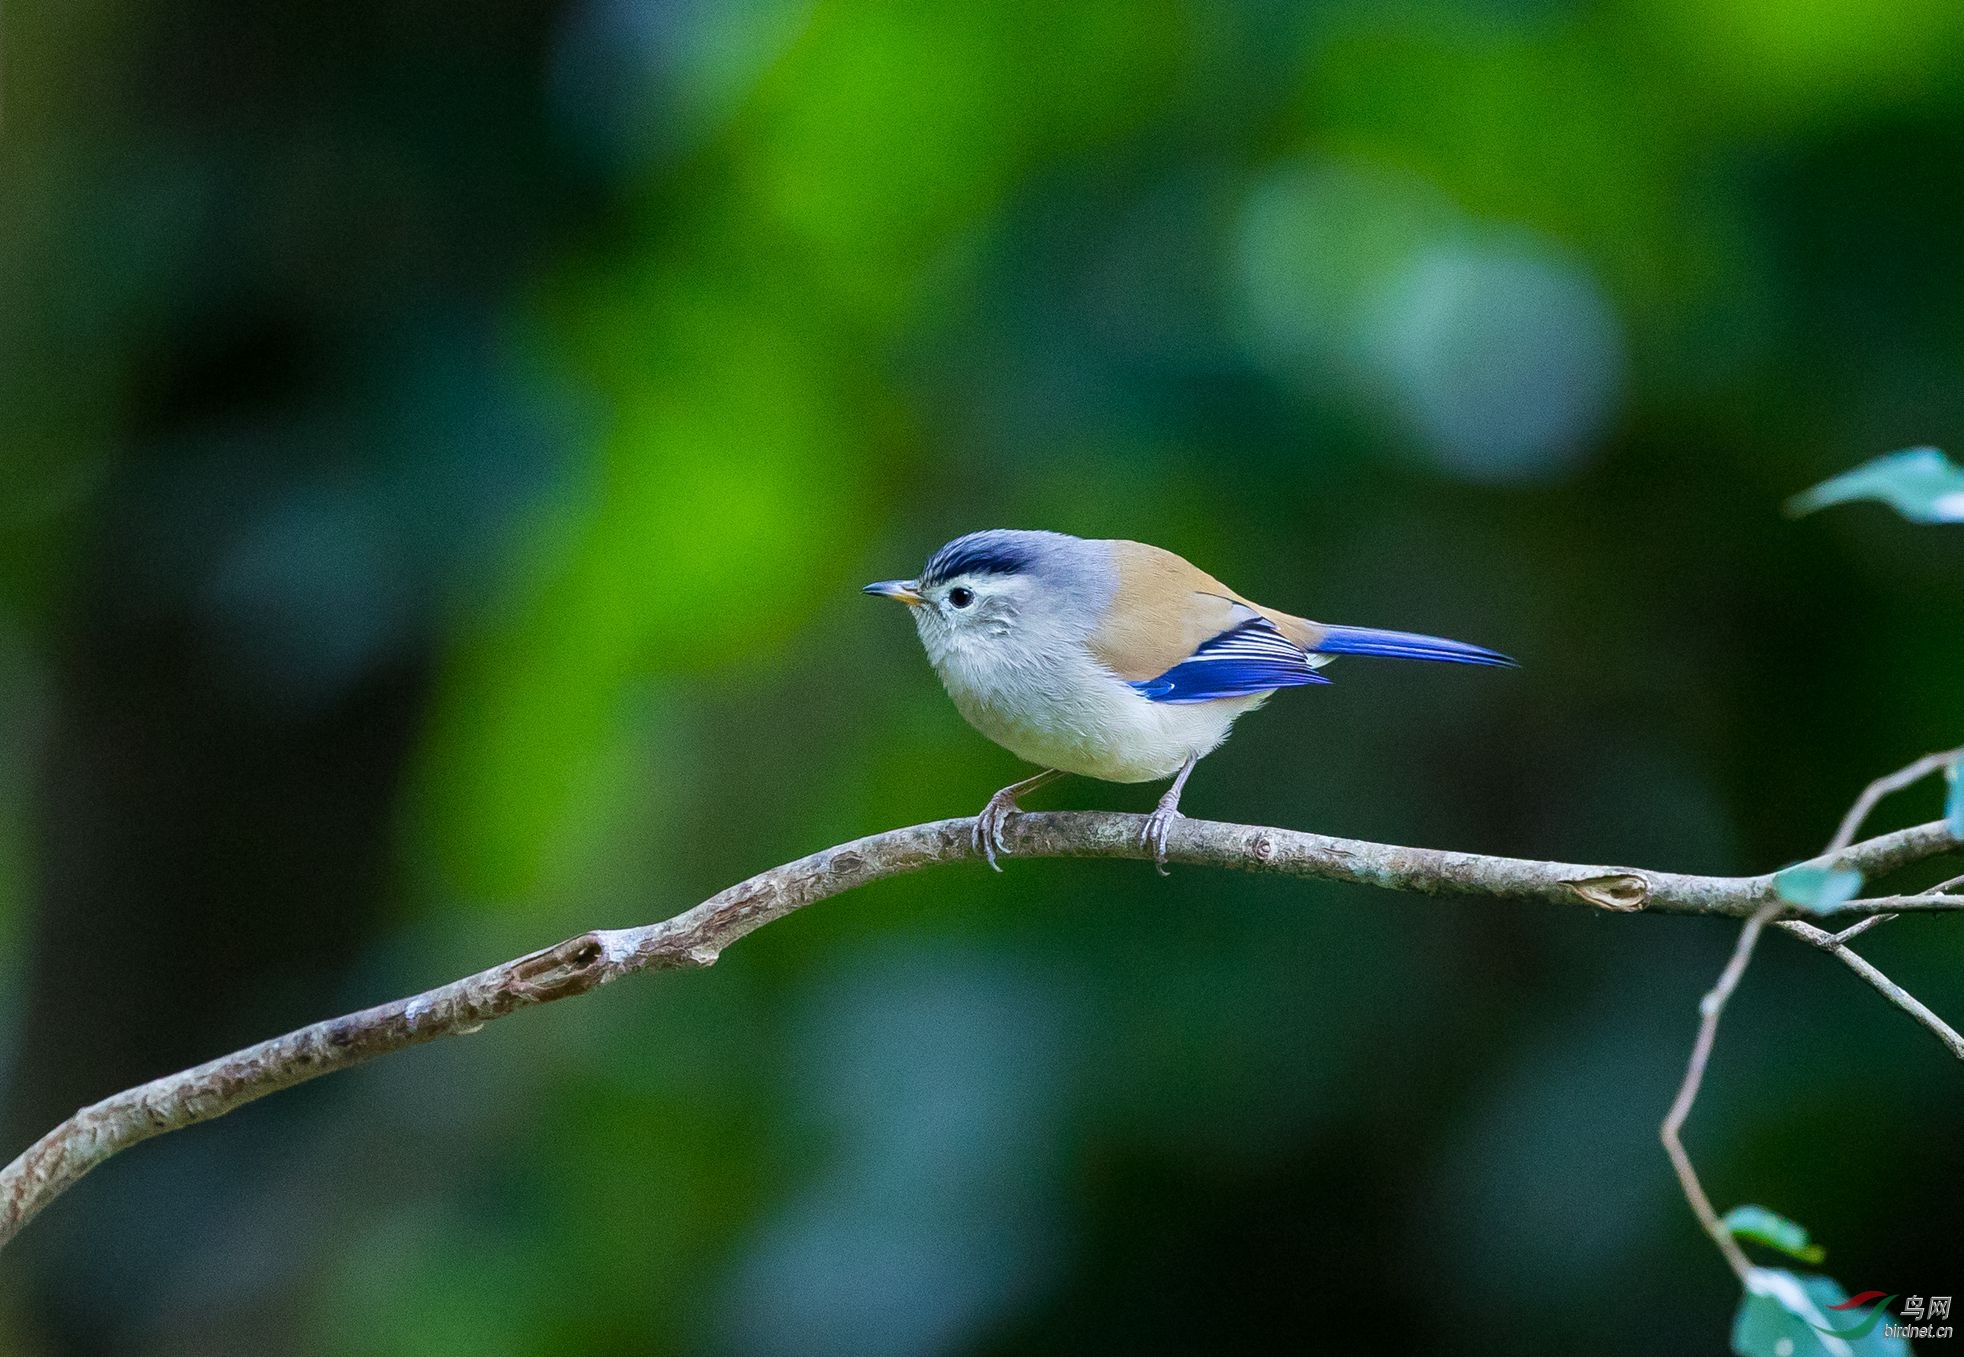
[865,530,1514,871]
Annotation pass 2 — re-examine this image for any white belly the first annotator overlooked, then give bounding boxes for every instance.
[931,642,1265,783]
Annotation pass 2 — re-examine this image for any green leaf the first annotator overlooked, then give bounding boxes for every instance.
[1774,867,1865,913]
[1787,447,1964,523]
[1945,765,1963,840]
[1722,1205,1827,1264]
[1734,1269,1913,1357]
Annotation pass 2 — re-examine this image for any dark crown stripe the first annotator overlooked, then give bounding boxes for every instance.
[920,535,1036,586]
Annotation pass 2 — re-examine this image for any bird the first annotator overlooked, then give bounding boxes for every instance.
[865,530,1514,872]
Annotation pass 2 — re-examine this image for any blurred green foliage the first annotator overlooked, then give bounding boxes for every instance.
[1791,447,1964,524]
[3,1,1964,1354]
[1734,1271,1911,1357]
[1723,1205,1827,1266]
[1774,866,1865,913]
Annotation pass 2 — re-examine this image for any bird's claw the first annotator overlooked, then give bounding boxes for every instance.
[1140,807,1180,876]
[974,792,1019,872]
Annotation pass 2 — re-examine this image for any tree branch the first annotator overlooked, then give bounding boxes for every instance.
[1804,744,1964,951]
[1660,746,1964,1286]
[1825,745,1964,856]
[1770,743,1964,1058]
[2,809,1958,1250]
[1778,920,1964,1060]
[1660,902,1783,1284]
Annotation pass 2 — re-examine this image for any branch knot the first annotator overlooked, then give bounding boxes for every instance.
[1563,873,1650,912]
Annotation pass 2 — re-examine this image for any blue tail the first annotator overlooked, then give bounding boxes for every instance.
[1312,625,1516,667]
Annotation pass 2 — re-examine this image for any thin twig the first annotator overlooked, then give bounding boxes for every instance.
[1819,746,1964,943]
[1814,742,1956,946]
[1661,748,1964,1282]
[1661,903,1782,1284]
[1826,745,1964,855]
[1828,914,1890,946]
[1772,746,1964,1061]
[1,810,1958,1252]
[1778,921,1964,1061]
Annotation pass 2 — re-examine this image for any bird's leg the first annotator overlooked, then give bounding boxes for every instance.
[1140,755,1199,875]
[974,768,1066,871]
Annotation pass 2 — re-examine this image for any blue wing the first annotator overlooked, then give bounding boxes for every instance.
[1130,617,1331,704]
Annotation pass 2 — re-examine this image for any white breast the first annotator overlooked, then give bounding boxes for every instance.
[926,628,1263,784]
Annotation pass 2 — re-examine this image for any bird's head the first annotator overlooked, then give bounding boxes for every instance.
[864,530,1108,666]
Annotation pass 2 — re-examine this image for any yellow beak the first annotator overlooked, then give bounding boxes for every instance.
[863,579,924,605]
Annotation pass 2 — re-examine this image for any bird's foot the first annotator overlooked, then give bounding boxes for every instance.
[1140,803,1182,876]
[974,790,1023,872]
[970,770,1066,871]
[1139,755,1198,876]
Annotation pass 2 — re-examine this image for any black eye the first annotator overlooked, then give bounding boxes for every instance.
[947,586,975,609]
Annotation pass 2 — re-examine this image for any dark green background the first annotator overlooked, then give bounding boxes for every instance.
[3,1,1961,1352]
